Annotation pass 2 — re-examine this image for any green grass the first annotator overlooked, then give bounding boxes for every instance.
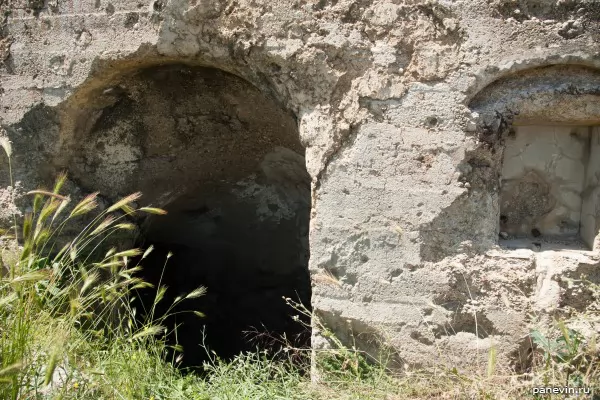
[0,169,598,398]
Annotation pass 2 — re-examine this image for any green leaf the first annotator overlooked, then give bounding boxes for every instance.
[531,330,551,351]
[557,320,571,348]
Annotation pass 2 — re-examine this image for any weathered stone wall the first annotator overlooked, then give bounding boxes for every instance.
[2,0,600,372]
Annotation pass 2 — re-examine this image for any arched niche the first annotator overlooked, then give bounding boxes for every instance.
[469,64,600,251]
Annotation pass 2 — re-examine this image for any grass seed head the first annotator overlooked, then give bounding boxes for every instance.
[70,193,99,217]
[107,192,142,213]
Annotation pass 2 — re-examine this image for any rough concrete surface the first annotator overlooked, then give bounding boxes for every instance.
[500,125,589,239]
[1,0,600,372]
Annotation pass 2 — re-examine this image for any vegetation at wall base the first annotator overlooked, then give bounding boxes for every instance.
[0,169,597,398]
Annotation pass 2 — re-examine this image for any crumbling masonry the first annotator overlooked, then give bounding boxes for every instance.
[1,0,600,370]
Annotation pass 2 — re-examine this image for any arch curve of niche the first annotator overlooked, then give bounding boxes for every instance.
[469,64,600,250]
[55,62,313,367]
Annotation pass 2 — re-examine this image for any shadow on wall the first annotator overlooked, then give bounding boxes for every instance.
[0,103,61,221]
[419,148,501,262]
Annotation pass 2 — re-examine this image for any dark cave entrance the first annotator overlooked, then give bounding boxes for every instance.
[61,64,313,368]
[135,157,312,367]
[135,171,312,368]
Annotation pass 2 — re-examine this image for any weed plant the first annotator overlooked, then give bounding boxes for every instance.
[0,140,598,399]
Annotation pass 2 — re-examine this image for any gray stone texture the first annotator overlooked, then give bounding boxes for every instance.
[1,0,600,372]
[500,125,588,238]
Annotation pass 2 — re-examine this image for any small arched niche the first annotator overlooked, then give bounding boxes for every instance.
[470,65,600,251]
[58,64,312,367]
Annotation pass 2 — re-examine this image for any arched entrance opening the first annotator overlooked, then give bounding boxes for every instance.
[62,64,312,367]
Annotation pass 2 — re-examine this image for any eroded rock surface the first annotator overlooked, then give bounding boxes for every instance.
[1,0,600,372]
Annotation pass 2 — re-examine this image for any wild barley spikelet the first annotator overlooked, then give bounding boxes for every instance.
[114,223,136,230]
[112,249,142,258]
[0,134,12,158]
[131,325,165,341]
[70,193,99,217]
[138,207,167,215]
[185,286,207,299]
[51,198,71,224]
[90,216,116,236]
[52,171,68,194]
[142,245,154,259]
[107,192,142,213]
